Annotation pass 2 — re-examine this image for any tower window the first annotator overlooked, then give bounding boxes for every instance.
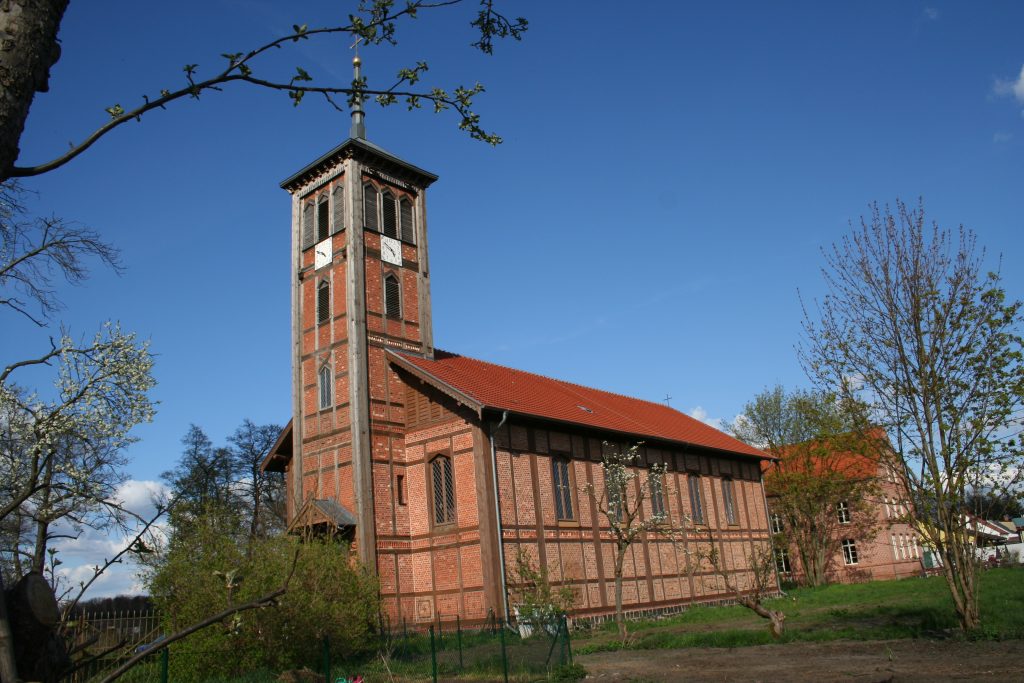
[317,194,330,242]
[302,201,314,250]
[332,184,344,233]
[552,457,574,520]
[384,273,401,319]
[382,191,398,238]
[318,364,332,410]
[688,474,704,525]
[399,197,414,243]
[431,455,455,525]
[317,280,330,325]
[363,183,379,231]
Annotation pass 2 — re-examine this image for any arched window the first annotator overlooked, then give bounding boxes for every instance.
[302,201,314,250]
[363,183,379,231]
[431,455,455,525]
[317,280,330,324]
[332,184,344,233]
[318,364,332,410]
[384,273,401,319]
[316,194,330,242]
[399,197,415,243]
[381,191,398,238]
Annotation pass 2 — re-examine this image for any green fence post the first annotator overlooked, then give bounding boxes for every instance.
[430,625,438,683]
[499,619,509,683]
[160,646,169,683]
[456,613,463,670]
[322,634,331,683]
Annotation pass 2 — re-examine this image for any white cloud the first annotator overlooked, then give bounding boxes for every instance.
[994,131,1014,143]
[687,406,725,431]
[923,7,939,20]
[49,479,170,599]
[994,65,1024,114]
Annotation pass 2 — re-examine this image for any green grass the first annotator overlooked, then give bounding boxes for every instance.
[574,567,1024,654]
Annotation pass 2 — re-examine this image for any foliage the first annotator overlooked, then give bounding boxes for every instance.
[801,199,1024,630]
[583,442,685,642]
[2,1,529,180]
[147,515,379,680]
[730,385,883,587]
[508,548,576,629]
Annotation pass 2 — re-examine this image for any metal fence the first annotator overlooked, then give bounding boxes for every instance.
[63,614,573,682]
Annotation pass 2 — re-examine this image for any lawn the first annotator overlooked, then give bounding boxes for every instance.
[573,566,1024,654]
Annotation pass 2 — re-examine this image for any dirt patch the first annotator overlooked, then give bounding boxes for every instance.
[577,639,1024,682]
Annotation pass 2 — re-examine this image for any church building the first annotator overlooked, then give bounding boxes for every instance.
[262,61,774,625]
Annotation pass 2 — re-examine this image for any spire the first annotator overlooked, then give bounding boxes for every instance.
[350,54,366,140]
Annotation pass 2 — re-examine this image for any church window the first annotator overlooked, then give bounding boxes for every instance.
[649,471,666,519]
[363,183,379,230]
[400,197,415,243]
[332,185,344,233]
[552,457,574,520]
[317,194,330,242]
[721,478,738,525]
[317,280,330,324]
[302,201,314,250]
[431,455,456,525]
[318,364,332,410]
[688,474,704,524]
[384,273,401,319]
[382,191,398,238]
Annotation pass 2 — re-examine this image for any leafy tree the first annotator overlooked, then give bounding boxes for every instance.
[161,425,239,529]
[147,512,378,680]
[730,386,883,587]
[507,547,576,631]
[801,199,1024,630]
[583,442,683,642]
[0,0,528,181]
[228,419,286,541]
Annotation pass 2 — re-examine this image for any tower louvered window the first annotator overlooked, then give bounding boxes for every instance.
[384,273,401,319]
[363,184,378,230]
[381,191,398,238]
[318,364,332,410]
[552,458,573,520]
[431,455,455,525]
[399,197,414,243]
[317,280,330,324]
[317,195,330,242]
[302,202,314,250]
[332,185,344,233]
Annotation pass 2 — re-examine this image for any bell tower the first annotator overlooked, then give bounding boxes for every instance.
[279,55,438,569]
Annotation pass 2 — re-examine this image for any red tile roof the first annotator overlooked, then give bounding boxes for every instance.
[390,350,768,460]
[759,429,891,487]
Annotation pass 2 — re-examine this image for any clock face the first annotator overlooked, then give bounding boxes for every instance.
[314,239,332,269]
[380,235,403,266]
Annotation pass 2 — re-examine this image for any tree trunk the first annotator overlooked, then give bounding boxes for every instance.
[614,546,626,641]
[0,0,69,180]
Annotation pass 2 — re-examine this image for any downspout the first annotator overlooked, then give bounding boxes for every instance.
[489,410,510,622]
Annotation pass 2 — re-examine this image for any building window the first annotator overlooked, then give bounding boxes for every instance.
[688,474,704,525]
[381,190,398,238]
[842,538,859,565]
[302,201,314,250]
[363,183,379,231]
[721,478,738,525]
[400,197,415,243]
[332,184,344,233]
[649,471,666,519]
[770,512,783,534]
[318,364,332,410]
[384,273,401,319]
[775,547,791,574]
[396,474,406,506]
[837,500,851,524]
[317,194,330,242]
[316,280,330,324]
[552,458,574,520]
[431,455,456,525]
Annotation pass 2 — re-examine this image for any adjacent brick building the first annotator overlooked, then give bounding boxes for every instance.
[263,106,775,624]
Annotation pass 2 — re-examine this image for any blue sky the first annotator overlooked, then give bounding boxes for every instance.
[6,1,1023,594]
